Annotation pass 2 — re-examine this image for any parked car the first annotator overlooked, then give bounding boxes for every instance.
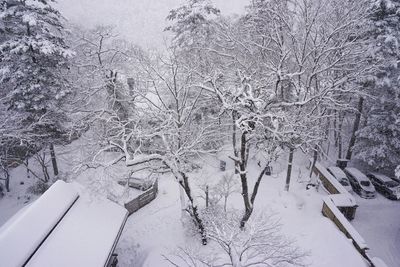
[344,167,376,199]
[327,166,353,192]
[367,173,400,200]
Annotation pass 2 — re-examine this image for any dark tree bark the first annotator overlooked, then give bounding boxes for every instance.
[5,172,10,192]
[337,113,344,159]
[1,167,10,192]
[346,97,364,161]
[232,111,239,174]
[284,148,295,191]
[179,172,208,245]
[26,158,30,179]
[309,145,318,178]
[239,133,270,228]
[49,143,59,176]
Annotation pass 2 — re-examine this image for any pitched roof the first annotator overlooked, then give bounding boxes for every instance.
[0,180,128,267]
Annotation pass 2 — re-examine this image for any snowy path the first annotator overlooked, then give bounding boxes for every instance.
[352,195,400,267]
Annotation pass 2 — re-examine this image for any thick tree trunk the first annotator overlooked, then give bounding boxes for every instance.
[232,111,239,174]
[239,133,252,229]
[49,143,59,176]
[334,110,338,147]
[179,172,207,245]
[309,145,318,178]
[2,168,10,192]
[26,158,30,179]
[346,97,364,161]
[337,113,344,159]
[284,148,294,191]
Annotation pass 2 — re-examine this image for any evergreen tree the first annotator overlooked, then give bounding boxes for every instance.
[355,0,400,172]
[0,0,73,176]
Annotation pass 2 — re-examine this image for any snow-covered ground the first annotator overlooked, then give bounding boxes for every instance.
[1,145,397,267]
[352,194,400,267]
[115,153,370,267]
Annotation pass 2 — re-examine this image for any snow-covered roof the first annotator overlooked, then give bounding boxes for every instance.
[345,167,369,182]
[327,166,347,180]
[329,194,357,207]
[369,172,393,183]
[0,180,128,267]
[313,161,355,198]
[371,257,389,267]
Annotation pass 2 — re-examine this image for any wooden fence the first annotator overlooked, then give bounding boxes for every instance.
[124,179,158,216]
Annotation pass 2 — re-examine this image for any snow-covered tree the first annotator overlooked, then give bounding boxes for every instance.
[166,211,306,267]
[0,0,74,177]
[354,0,400,173]
[0,0,72,111]
[76,39,224,243]
[176,0,369,227]
[165,0,220,48]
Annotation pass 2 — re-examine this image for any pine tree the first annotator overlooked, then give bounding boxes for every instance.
[355,0,400,172]
[0,0,73,176]
[0,0,73,112]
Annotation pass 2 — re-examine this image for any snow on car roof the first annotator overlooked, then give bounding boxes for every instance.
[369,172,393,183]
[0,180,128,267]
[345,167,369,182]
[327,166,347,179]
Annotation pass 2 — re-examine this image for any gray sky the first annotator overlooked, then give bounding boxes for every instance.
[57,0,247,49]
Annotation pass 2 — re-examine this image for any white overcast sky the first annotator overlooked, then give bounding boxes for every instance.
[57,0,247,49]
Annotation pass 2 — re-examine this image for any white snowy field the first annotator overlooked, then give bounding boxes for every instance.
[0,144,396,267]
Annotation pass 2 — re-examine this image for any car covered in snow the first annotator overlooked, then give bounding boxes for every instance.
[327,166,353,192]
[367,173,400,200]
[344,167,376,199]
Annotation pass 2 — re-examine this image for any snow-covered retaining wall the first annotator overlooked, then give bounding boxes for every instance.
[310,160,358,220]
[314,161,387,267]
[124,179,158,215]
[312,161,353,196]
[322,196,367,253]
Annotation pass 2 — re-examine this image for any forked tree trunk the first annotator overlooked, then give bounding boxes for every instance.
[346,97,364,161]
[49,143,59,176]
[284,148,295,191]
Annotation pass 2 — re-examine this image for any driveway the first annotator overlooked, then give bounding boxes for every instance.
[351,194,400,267]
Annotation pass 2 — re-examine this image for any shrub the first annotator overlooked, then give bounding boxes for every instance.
[27,181,50,195]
